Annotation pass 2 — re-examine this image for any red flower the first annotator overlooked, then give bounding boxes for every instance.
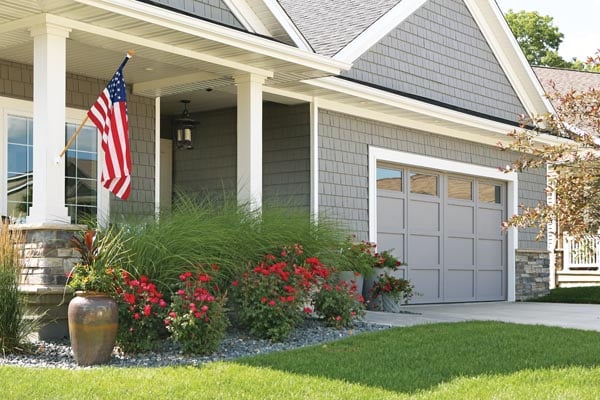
[232,280,239,287]
[287,296,294,302]
[124,293,136,305]
[134,313,141,320]
[261,297,268,304]
[159,299,167,308]
[268,300,276,307]
[303,307,313,314]
[143,305,152,317]
[199,274,211,283]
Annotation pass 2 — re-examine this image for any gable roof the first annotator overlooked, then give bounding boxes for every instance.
[533,66,600,94]
[276,0,400,57]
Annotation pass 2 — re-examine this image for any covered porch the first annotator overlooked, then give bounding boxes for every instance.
[0,0,347,338]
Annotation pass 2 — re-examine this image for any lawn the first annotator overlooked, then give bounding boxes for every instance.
[530,286,600,304]
[2,321,600,399]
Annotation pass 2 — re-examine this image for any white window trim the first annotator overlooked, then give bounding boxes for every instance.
[0,96,109,224]
[368,146,518,302]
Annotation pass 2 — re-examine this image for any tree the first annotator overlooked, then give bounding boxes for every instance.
[500,53,600,240]
[505,10,567,67]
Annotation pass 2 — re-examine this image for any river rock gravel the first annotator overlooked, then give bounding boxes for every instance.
[0,319,389,369]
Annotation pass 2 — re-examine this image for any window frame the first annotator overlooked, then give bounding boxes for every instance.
[0,96,109,223]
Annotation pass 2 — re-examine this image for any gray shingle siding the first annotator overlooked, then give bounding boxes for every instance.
[318,109,546,250]
[342,0,528,123]
[171,103,310,207]
[146,0,245,29]
[0,59,156,219]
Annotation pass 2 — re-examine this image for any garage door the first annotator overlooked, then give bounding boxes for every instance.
[376,162,506,303]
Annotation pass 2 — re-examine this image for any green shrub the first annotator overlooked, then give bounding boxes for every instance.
[233,245,329,341]
[165,269,228,354]
[0,223,35,354]
[313,275,366,329]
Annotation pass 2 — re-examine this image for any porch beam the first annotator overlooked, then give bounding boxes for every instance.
[27,21,71,224]
[235,73,267,210]
[133,71,219,97]
[39,14,275,78]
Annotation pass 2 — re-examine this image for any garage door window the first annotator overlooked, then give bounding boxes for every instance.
[479,183,502,204]
[377,165,403,192]
[448,177,472,200]
[410,172,438,196]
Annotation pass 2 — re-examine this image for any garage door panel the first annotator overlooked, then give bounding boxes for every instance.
[409,269,441,302]
[408,201,440,232]
[377,233,405,263]
[478,208,503,237]
[377,163,506,304]
[444,269,475,300]
[377,197,404,233]
[446,237,474,266]
[477,270,504,299]
[477,239,503,267]
[446,205,474,235]
[409,235,440,266]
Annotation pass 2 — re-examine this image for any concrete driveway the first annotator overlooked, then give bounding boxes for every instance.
[365,302,600,332]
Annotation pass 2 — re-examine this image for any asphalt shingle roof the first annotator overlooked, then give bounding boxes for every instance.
[533,66,600,94]
[277,0,402,56]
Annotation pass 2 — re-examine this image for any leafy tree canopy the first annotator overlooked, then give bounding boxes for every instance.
[500,53,600,240]
[505,10,600,71]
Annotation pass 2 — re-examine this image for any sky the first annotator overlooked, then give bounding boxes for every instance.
[495,0,600,61]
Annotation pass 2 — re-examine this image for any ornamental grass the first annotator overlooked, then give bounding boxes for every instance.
[0,222,36,354]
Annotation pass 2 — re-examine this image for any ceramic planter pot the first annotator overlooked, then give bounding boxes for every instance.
[338,271,364,295]
[68,291,118,366]
[381,294,403,313]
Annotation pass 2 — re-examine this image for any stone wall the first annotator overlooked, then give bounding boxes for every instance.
[17,224,81,340]
[515,250,550,301]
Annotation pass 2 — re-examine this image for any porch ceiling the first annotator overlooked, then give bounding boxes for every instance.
[0,0,348,114]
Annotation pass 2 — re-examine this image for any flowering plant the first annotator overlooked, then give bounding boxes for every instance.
[116,272,168,353]
[233,244,330,341]
[373,250,402,270]
[313,277,365,329]
[339,237,378,277]
[165,269,228,354]
[66,228,128,294]
[371,272,414,303]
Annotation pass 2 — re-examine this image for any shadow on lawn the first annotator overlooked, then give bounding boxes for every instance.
[235,321,600,394]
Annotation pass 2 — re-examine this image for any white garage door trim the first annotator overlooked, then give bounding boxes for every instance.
[368,146,519,302]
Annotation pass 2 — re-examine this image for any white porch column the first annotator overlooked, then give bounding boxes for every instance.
[235,73,266,209]
[27,22,71,224]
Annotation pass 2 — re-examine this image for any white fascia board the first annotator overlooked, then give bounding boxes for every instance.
[334,0,427,63]
[73,0,346,74]
[261,0,313,52]
[222,0,267,35]
[311,78,569,149]
[464,0,553,118]
[307,76,515,136]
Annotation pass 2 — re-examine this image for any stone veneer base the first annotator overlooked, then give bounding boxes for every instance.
[515,249,550,301]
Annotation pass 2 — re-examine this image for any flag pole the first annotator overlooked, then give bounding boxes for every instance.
[57,49,135,158]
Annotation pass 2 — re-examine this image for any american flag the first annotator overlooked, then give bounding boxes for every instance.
[87,57,132,200]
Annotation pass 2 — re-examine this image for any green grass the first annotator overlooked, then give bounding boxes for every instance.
[3,321,600,399]
[530,285,600,304]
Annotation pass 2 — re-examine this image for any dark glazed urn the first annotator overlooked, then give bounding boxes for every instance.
[68,292,118,366]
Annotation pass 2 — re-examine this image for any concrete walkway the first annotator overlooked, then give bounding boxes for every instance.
[365,302,600,332]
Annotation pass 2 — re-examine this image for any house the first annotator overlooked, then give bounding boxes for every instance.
[0,0,560,338]
[533,66,600,288]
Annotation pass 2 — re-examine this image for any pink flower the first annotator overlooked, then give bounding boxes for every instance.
[169,311,177,318]
[268,300,276,307]
[134,313,141,320]
[201,305,209,312]
[261,297,268,304]
[159,299,167,308]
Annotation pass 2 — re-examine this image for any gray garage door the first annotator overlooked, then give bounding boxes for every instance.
[376,162,506,303]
